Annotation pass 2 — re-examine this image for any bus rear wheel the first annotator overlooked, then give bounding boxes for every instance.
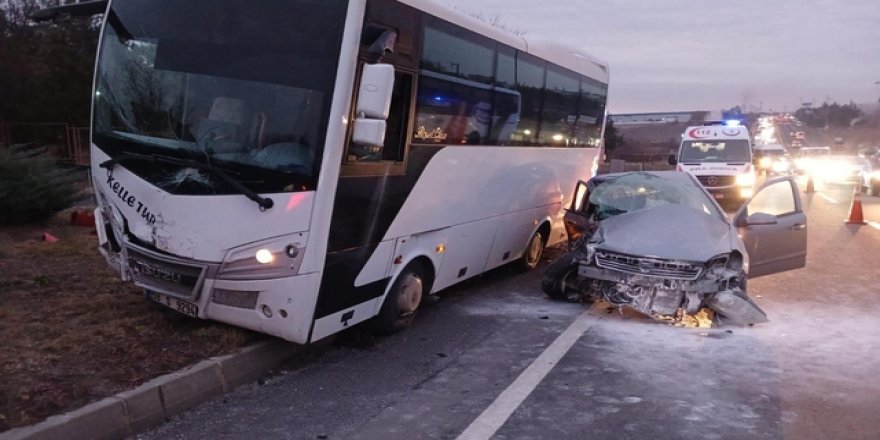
[373,264,425,334]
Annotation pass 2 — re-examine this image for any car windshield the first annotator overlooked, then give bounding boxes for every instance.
[589,173,723,221]
[680,139,751,162]
[92,0,348,195]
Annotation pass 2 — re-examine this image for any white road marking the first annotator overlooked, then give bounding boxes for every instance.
[456,310,593,440]
[868,221,880,232]
[818,192,840,204]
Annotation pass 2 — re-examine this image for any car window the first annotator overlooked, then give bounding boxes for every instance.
[747,180,796,217]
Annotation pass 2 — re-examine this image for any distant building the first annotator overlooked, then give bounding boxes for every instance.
[610,111,711,126]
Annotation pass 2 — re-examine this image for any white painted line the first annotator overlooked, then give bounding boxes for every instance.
[818,192,839,204]
[456,310,593,440]
[868,221,880,232]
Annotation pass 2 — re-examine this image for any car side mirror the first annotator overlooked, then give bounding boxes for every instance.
[743,212,778,226]
[668,154,678,166]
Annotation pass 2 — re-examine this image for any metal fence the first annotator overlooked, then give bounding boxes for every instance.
[0,122,90,166]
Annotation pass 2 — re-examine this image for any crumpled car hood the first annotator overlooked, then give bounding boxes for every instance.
[594,204,733,263]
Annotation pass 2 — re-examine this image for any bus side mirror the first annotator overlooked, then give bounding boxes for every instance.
[356,64,395,119]
[352,119,387,147]
[668,154,678,166]
[352,63,394,147]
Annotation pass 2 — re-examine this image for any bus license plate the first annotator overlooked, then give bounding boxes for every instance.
[147,291,198,318]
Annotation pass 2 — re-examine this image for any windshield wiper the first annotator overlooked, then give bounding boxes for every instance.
[100,152,274,211]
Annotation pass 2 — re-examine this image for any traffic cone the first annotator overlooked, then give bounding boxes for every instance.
[804,175,815,193]
[845,186,867,225]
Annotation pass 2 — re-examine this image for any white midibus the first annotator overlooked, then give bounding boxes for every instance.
[43,0,609,343]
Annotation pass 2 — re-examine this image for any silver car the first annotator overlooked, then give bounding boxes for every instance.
[860,155,880,196]
[544,171,807,325]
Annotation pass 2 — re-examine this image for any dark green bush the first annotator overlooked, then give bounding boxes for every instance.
[0,144,81,225]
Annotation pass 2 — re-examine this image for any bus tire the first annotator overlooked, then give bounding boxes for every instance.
[516,230,544,272]
[373,264,425,335]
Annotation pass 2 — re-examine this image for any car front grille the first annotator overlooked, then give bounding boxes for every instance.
[696,175,736,187]
[595,251,703,280]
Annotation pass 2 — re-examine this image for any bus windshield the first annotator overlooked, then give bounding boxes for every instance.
[680,139,751,163]
[92,0,348,195]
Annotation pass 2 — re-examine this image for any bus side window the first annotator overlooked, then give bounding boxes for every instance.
[381,71,413,161]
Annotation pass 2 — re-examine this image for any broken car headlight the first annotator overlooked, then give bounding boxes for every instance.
[707,254,729,268]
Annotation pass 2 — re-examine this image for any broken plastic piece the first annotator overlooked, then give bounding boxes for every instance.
[43,232,59,243]
[707,290,768,325]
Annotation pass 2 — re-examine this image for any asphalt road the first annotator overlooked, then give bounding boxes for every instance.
[140,180,880,440]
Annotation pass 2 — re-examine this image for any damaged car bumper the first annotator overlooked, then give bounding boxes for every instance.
[575,250,767,325]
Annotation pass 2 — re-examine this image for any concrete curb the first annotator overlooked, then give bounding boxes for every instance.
[1,340,297,440]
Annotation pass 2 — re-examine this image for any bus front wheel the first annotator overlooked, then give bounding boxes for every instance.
[374,264,425,334]
[516,231,544,272]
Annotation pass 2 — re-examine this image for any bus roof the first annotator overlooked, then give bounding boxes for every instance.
[398,0,610,84]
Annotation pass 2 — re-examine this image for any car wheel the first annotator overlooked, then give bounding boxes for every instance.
[373,264,425,334]
[873,182,880,197]
[541,252,582,302]
[516,230,544,272]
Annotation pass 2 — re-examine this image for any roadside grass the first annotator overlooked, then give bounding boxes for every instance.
[0,210,260,432]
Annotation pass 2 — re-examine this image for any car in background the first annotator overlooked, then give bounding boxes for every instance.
[753,144,789,176]
[544,171,807,326]
[860,155,880,195]
[815,156,870,185]
[794,146,832,175]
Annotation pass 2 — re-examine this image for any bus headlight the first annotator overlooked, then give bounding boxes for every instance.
[218,232,308,280]
[736,172,756,187]
[255,249,275,264]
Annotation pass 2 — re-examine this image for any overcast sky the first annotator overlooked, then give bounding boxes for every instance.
[443,0,880,114]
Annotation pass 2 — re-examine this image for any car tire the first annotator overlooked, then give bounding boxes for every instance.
[373,263,425,335]
[541,252,582,302]
[516,230,544,272]
[872,181,880,197]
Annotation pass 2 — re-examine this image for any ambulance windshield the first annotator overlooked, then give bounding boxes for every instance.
[680,140,751,163]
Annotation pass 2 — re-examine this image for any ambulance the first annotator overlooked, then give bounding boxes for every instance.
[669,122,755,207]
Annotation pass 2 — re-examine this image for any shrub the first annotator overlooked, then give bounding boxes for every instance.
[0,144,81,225]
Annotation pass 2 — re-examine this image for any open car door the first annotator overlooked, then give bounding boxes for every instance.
[562,180,591,245]
[733,176,807,278]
